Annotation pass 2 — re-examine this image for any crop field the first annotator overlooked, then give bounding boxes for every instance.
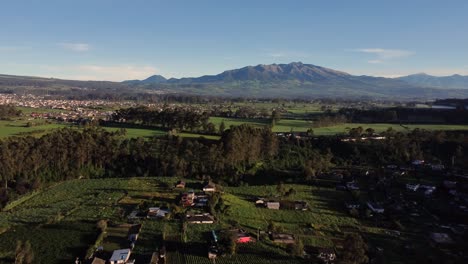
[0,176,455,263]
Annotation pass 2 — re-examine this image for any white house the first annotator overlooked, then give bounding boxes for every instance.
[367,202,385,213]
[109,249,131,264]
[203,183,216,192]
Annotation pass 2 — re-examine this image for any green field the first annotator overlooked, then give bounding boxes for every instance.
[0,177,438,263]
[0,119,69,138]
[210,117,468,134]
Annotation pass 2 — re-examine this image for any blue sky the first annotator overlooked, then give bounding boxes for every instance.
[1,0,467,81]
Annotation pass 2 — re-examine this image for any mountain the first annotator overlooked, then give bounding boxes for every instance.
[3,63,468,100]
[397,73,468,89]
[123,74,167,84]
[126,62,468,99]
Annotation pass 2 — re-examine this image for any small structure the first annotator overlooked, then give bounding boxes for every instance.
[345,202,360,209]
[346,181,360,191]
[317,248,336,263]
[147,207,170,219]
[109,248,131,264]
[266,201,280,210]
[186,213,215,224]
[294,201,309,210]
[127,210,143,221]
[255,198,266,206]
[367,202,385,213]
[430,232,454,244]
[419,185,436,196]
[271,233,295,244]
[203,183,216,192]
[181,191,196,207]
[229,228,255,243]
[175,180,186,188]
[406,183,420,191]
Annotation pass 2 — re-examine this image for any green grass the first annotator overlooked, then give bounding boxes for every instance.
[210,117,468,134]
[0,120,68,138]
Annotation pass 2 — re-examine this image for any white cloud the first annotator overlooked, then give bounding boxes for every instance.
[265,50,310,59]
[58,42,91,52]
[353,48,413,64]
[38,64,159,81]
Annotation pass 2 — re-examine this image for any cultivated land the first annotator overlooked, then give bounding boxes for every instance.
[0,175,449,264]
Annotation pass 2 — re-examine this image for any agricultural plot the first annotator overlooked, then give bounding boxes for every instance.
[0,177,454,263]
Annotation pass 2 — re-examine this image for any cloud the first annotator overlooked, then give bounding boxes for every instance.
[267,53,286,58]
[353,48,413,64]
[265,50,310,59]
[36,64,160,81]
[58,42,91,52]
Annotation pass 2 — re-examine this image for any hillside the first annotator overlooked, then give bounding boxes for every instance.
[397,73,468,89]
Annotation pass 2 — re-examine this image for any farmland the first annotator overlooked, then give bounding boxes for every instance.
[0,176,446,264]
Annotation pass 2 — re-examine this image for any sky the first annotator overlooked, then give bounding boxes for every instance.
[1,0,468,81]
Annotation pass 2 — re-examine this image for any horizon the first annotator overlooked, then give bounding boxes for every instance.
[1,0,468,81]
[2,61,468,82]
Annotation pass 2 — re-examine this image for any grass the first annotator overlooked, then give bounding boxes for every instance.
[210,117,468,134]
[0,119,68,138]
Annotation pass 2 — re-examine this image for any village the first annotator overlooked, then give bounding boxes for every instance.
[77,158,468,264]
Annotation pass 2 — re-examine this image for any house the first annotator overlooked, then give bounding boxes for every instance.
[147,207,170,219]
[109,248,131,264]
[127,210,143,221]
[443,180,457,189]
[266,201,280,210]
[294,201,309,210]
[345,202,360,209]
[406,183,420,191]
[346,181,360,191]
[208,244,218,259]
[367,202,385,213]
[317,248,336,263]
[228,228,255,243]
[271,233,295,244]
[180,191,196,207]
[431,164,445,171]
[419,185,436,196]
[203,183,216,192]
[430,232,454,244]
[175,180,186,188]
[255,198,266,206]
[186,213,215,224]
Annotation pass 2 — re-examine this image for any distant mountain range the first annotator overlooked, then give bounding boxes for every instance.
[397,73,468,89]
[1,62,468,99]
[122,62,468,99]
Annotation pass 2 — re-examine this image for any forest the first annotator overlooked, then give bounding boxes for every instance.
[0,123,466,209]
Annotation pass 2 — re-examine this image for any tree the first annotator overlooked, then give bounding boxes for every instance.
[340,233,368,264]
[219,231,237,255]
[219,121,226,134]
[272,110,281,123]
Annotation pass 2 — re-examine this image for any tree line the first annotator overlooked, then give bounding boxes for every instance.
[0,124,466,209]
